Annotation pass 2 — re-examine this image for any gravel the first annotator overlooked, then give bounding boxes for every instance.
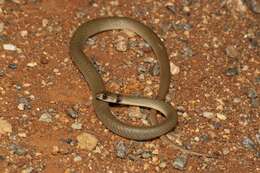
[172,153,188,170]
[9,144,27,156]
[39,112,53,123]
[115,141,128,159]
[66,107,79,119]
[3,43,17,51]
[225,67,240,76]
[242,136,256,150]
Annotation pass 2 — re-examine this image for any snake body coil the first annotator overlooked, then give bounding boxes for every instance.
[69,17,177,140]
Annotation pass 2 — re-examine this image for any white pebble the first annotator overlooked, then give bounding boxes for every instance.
[20,30,28,37]
[3,44,17,51]
[216,113,227,120]
[170,62,180,75]
[27,62,37,68]
[0,22,4,33]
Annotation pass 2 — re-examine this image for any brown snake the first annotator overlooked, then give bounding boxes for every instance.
[69,17,177,140]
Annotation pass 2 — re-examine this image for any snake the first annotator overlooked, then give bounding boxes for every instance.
[69,17,177,140]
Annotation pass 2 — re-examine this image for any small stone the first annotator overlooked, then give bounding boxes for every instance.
[170,62,180,75]
[0,22,4,33]
[20,30,28,37]
[115,141,127,159]
[77,132,98,150]
[225,67,239,76]
[151,63,160,76]
[242,137,256,150]
[141,151,153,159]
[172,153,188,170]
[115,36,128,52]
[202,112,215,119]
[256,76,260,84]
[139,41,151,52]
[225,45,239,58]
[71,122,82,130]
[166,3,177,14]
[256,132,260,144]
[248,89,257,98]
[10,144,27,156]
[27,62,37,68]
[0,155,5,161]
[172,23,192,31]
[159,161,167,168]
[0,119,12,134]
[66,107,78,119]
[8,63,17,69]
[233,97,241,103]
[18,97,31,110]
[3,44,17,51]
[182,46,193,58]
[39,112,52,123]
[222,147,230,155]
[0,69,4,77]
[73,155,82,162]
[216,113,227,120]
[245,0,260,13]
[21,167,34,173]
[128,107,144,119]
[42,19,49,27]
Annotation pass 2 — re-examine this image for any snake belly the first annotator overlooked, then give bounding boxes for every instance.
[69,17,177,140]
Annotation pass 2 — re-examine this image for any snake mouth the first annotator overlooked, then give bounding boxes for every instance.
[96,92,122,103]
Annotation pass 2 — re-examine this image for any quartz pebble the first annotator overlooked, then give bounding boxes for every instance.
[0,119,12,134]
[77,133,98,150]
[3,44,17,51]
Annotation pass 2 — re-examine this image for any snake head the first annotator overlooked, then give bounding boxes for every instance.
[96,92,122,103]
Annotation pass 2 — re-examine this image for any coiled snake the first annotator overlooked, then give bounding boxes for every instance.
[69,17,177,140]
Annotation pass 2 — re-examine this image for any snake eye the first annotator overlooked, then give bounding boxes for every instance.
[102,93,108,100]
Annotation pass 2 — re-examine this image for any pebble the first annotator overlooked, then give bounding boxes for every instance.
[77,132,98,150]
[20,30,28,37]
[245,0,260,13]
[0,119,12,134]
[0,22,4,33]
[172,153,188,170]
[8,63,17,69]
[115,36,128,52]
[3,44,17,51]
[21,167,34,173]
[170,62,180,75]
[151,63,160,76]
[27,62,37,68]
[182,46,193,58]
[128,107,144,119]
[39,112,52,123]
[172,23,192,31]
[115,141,128,159]
[225,67,239,76]
[71,121,82,130]
[159,161,167,168]
[166,3,177,14]
[256,132,260,144]
[10,144,27,156]
[73,155,82,162]
[66,107,78,119]
[242,136,256,150]
[222,147,230,155]
[202,112,215,119]
[141,151,153,159]
[216,113,227,120]
[18,97,31,110]
[225,45,239,58]
[0,69,4,77]
[256,76,260,84]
